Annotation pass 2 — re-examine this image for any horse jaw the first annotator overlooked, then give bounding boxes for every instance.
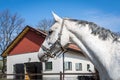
[52,12,62,22]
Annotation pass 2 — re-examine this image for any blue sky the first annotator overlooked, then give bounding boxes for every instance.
[0,0,120,32]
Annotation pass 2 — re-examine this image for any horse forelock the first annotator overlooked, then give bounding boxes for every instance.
[68,19,120,41]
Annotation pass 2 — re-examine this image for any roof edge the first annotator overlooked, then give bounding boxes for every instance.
[1,25,30,57]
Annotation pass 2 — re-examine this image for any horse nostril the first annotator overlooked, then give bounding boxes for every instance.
[48,42,52,45]
[40,55,49,62]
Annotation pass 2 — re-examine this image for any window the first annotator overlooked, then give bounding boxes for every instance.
[75,63,82,71]
[45,62,52,70]
[87,64,90,71]
[64,62,72,70]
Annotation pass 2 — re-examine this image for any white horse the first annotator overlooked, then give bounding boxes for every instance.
[38,13,120,80]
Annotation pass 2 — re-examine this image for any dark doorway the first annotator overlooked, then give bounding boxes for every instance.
[14,63,25,79]
[25,62,42,80]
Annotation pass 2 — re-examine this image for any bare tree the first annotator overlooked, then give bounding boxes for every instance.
[0,10,25,73]
[0,10,25,55]
[37,19,53,32]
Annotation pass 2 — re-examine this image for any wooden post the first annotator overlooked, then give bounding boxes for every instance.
[60,71,62,80]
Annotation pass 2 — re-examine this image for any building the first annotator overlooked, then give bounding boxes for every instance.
[1,26,95,80]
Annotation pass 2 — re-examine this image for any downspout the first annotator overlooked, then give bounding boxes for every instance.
[62,50,67,80]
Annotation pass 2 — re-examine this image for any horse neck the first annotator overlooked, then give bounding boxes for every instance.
[67,24,116,77]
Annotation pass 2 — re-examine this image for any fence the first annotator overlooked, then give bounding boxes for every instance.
[0,72,99,80]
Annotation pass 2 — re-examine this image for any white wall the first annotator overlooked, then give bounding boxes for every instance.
[7,52,39,79]
[64,51,95,73]
[7,51,95,79]
[63,51,95,79]
[43,57,63,73]
[42,51,95,79]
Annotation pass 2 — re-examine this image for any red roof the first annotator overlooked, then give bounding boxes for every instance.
[68,44,81,51]
[1,26,46,57]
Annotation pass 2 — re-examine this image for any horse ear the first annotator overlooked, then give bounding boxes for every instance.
[52,12,62,22]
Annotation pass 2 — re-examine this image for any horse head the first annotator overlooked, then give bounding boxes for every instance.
[38,12,70,62]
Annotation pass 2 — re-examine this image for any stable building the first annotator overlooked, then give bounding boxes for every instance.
[1,26,95,80]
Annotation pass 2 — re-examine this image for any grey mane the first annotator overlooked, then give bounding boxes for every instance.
[68,19,119,41]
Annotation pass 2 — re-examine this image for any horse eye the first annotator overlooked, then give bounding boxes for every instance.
[48,30,53,35]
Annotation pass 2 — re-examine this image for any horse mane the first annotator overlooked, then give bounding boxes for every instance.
[68,19,119,41]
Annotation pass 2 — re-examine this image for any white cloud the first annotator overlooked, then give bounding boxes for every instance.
[79,10,120,32]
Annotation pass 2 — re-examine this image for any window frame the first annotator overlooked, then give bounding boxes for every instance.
[64,61,72,70]
[87,64,90,71]
[45,62,52,71]
[75,63,82,71]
